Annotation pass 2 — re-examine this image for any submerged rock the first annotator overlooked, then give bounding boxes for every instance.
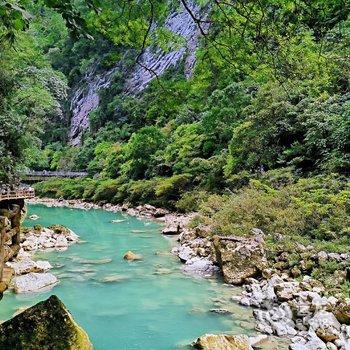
[79,258,112,265]
[99,274,128,283]
[209,309,232,315]
[12,272,58,293]
[0,295,92,349]
[111,219,125,224]
[193,334,253,350]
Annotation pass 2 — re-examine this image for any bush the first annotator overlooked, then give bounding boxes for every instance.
[93,179,120,202]
[198,175,350,252]
[176,190,209,213]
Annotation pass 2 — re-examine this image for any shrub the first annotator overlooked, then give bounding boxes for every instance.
[176,190,209,213]
[198,175,350,252]
[93,179,120,202]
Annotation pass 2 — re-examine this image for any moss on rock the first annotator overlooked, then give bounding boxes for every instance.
[0,295,92,349]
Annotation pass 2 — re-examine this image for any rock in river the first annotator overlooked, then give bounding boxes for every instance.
[0,295,92,349]
[7,258,52,275]
[193,334,253,349]
[123,251,142,261]
[12,272,58,293]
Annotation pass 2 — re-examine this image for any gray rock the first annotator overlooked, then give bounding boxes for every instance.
[6,259,52,275]
[183,257,218,277]
[178,246,195,262]
[0,295,92,349]
[274,281,300,301]
[309,311,341,342]
[12,272,58,293]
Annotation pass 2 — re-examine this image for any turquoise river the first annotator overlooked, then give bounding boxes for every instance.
[0,204,270,349]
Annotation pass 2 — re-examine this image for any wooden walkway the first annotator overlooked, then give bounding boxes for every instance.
[0,186,35,202]
[24,170,88,178]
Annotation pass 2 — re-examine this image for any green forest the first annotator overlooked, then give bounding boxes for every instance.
[1,0,350,292]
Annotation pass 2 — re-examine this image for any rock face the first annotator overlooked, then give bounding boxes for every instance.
[213,235,267,284]
[69,65,117,146]
[12,272,58,293]
[0,295,92,349]
[68,1,208,145]
[193,334,253,350]
[125,1,206,93]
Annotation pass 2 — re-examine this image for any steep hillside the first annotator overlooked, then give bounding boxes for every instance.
[68,1,206,145]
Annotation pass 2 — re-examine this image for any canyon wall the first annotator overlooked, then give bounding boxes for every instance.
[68,1,206,146]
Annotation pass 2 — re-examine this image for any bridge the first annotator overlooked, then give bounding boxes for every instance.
[22,170,88,183]
[0,186,35,202]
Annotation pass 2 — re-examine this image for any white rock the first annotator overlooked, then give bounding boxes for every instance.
[12,273,58,293]
[309,311,341,342]
[183,257,218,277]
[248,334,268,347]
[6,260,35,275]
[326,342,337,350]
[178,246,194,262]
[6,259,51,275]
[55,235,68,248]
[290,344,309,350]
[42,239,55,249]
[35,261,52,271]
[270,320,297,336]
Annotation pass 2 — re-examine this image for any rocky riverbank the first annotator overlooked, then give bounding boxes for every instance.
[172,220,350,350]
[27,197,350,349]
[6,224,79,294]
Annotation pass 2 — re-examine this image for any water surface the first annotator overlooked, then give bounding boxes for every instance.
[0,204,258,349]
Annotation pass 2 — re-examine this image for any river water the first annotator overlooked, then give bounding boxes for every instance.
[0,204,262,349]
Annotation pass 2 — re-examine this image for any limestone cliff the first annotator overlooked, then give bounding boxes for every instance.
[68,0,207,146]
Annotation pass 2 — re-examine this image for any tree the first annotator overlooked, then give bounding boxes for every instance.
[121,126,165,179]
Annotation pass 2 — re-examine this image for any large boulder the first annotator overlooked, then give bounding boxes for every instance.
[193,334,253,350]
[213,235,267,284]
[12,272,58,293]
[309,311,341,342]
[0,295,92,349]
[6,258,52,275]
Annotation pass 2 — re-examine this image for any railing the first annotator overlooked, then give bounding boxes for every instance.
[0,186,35,201]
[24,170,88,178]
